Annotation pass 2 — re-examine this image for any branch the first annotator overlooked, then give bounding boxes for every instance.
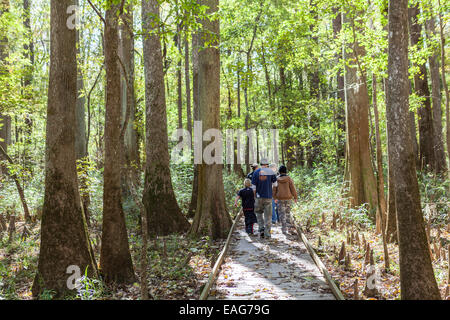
[0,145,31,221]
[86,64,104,152]
[87,0,106,25]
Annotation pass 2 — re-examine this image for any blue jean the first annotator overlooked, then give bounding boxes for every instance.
[272,199,279,223]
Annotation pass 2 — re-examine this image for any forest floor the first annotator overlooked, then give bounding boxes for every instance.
[0,215,224,300]
[1,206,448,300]
[294,207,450,300]
[210,217,335,300]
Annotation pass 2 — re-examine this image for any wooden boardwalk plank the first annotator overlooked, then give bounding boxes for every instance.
[208,216,336,300]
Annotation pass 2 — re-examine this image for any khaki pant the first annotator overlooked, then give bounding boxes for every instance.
[277,200,292,233]
[255,198,273,238]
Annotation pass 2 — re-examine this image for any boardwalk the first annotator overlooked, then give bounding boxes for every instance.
[209,217,335,300]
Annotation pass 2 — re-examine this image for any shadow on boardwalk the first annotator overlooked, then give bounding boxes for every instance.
[210,216,335,300]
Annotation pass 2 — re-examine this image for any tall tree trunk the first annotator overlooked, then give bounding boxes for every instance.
[386,0,441,299]
[332,7,346,166]
[233,58,244,176]
[280,66,295,169]
[22,0,34,162]
[0,0,10,175]
[307,69,321,168]
[426,17,447,174]
[261,43,273,110]
[306,6,322,168]
[176,18,183,132]
[188,33,199,219]
[185,34,192,137]
[190,0,232,239]
[409,5,436,172]
[438,0,450,170]
[75,10,90,224]
[32,0,97,297]
[343,12,379,221]
[142,0,190,236]
[23,0,34,87]
[373,74,387,233]
[100,2,136,284]
[119,4,140,187]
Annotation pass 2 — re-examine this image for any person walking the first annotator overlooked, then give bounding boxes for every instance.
[269,163,279,225]
[247,163,259,180]
[234,178,257,235]
[251,158,277,239]
[272,165,298,235]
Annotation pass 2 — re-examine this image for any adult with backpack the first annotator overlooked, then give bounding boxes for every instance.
[251,158,277,239]
[272,165,298,235]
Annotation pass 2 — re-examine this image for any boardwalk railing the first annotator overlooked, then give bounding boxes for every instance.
[293,220,345,300]
[199,208,345,301]
[199,208,243,300]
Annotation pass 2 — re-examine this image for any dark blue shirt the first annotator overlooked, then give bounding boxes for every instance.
[251,167,277,199]
[237,187,255,211]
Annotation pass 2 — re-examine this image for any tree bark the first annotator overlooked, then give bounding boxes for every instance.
[32,0,97,297]
[437,0,450,171]
[75,11,91,223]
[386,0,441,299]
[426,17,447,174]
[0,0,10,175]
[343,12,379,221]
[185,34,192,137]
[142,0,190,236]
[100,1,136,284]
[188,33,200,219]
[119,4,140,188]
[373,74,387,233]
[409,5,436,172]
[332,7,346,166]
[190,0,232,239]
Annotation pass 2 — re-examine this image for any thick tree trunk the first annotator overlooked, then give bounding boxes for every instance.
[426,17,447,174]
[100,2,136,284]
[409,5,436,172]
[343,13,379,221]
[32,0,97,297]
[387,0,441,299]
[190,0,232,239]
[119,5,140,188]
[142,0,190,236]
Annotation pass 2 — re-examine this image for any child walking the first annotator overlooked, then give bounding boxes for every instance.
[272,165,298,235]
[235,178,258,235]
